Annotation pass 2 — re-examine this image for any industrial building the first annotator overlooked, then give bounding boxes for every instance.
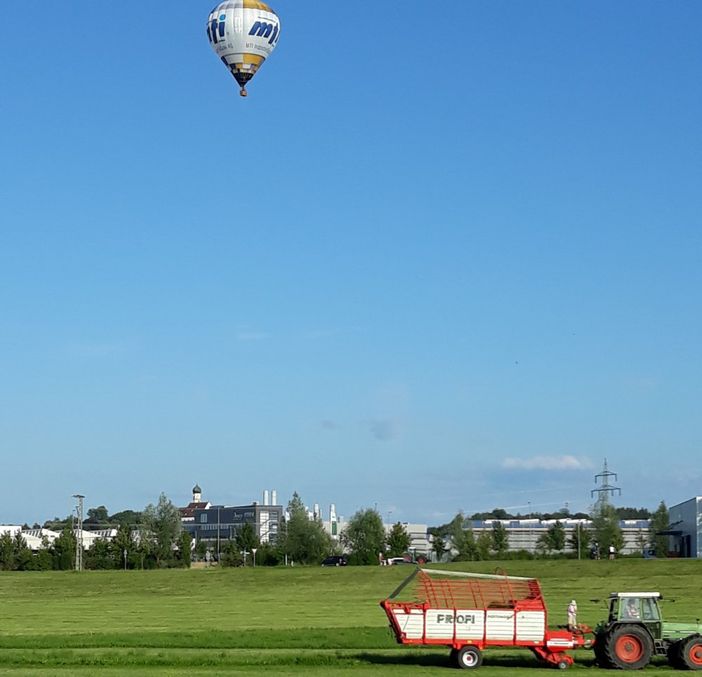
[449,518,651,557]
[666,497,702,558]
[181,487,283,545]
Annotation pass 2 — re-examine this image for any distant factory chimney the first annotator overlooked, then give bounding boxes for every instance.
[330,503,338,537]
[271,490,277,505]
[263,490,270,506]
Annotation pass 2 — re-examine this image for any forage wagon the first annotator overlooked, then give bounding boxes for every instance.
[380,568,592,669]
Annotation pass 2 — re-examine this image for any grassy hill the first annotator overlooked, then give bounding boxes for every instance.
[0,559,700,674]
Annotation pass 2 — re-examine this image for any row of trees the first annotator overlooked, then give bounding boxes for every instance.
[1,494,190,571]
[2,492,416,571]
[257,494,412,566]
[430,501,670,562]
[4,491,672,571]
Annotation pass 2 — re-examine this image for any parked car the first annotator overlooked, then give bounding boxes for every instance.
[321,555,348,567]
[387,557,414,565]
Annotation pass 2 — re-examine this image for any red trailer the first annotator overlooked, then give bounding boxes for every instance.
[380,568,592,669]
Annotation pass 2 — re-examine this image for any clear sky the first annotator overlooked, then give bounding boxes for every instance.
[1,2,700,526]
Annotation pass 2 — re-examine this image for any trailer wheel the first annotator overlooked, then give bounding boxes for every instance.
[455,645,482,669]
[603,624,653,670]
[679,636,702,670]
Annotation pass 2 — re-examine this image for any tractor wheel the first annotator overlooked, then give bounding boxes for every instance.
[678,636,702,670]
[603,624,653,670]
[455,645,483,669]
[595,631,613,668]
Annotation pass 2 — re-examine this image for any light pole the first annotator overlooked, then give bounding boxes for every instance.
[577,522,582,560]
[217,506,221,563]
[252,547,257,567]
[73,494,84,572]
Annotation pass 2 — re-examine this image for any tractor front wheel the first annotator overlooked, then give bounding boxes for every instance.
[679,636,702,670]
[455,645,483,669]
[603,624,653,670]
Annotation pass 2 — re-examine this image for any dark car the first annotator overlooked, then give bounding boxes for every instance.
[321,555,348,567]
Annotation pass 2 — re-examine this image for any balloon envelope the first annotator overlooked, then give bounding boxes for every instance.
[206,1,281,96]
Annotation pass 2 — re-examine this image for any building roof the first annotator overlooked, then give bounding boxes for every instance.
[179,501,210,518]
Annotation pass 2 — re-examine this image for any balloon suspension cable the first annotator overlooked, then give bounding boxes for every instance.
[239,87,248,98]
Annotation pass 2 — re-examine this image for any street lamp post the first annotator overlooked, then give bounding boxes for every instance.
[577,522,582,560]
[217,507,221,563]
[252,547,257,568]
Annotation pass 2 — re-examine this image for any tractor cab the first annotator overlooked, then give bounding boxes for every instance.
[608,592,662,625]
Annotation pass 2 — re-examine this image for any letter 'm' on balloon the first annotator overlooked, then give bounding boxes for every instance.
[206,0,281,97]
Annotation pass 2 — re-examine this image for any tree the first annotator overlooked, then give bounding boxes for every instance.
[141,493,182,567]
[537,521,566,554]
[111,524,136,569]
[85,538,114,570]
[12,532,32,571]
[177,531,192,568]
[475,531,492,560]
[220,540,243,567]
[0,532,15,570]
[591,502,624,555]
[109,510,142,527]
[236,523,260,555]
[51,526,76,570]
[194,539,208,561]
[491,522,509,557]
[615,506,651,519]
[567,523,591,559]
[386,523,411,557]
[432,535,448,562]
[85,506,109,525]
[649,501,669,558]
[342,508,386,565]
[449,513,477,561]
[280,492,332,565]
[32,538,53,571]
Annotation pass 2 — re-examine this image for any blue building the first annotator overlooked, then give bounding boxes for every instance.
[667,497,702,558]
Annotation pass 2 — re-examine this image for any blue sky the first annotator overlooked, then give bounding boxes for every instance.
[1,2,700,526]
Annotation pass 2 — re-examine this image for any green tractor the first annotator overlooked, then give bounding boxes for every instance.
[594,592,702,670]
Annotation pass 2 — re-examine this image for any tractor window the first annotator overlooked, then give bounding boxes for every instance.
[620,598,641,620]
[641,598,660,621]
[609,599,618,622]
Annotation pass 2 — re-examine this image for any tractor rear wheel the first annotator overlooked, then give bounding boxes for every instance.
[603,624,653,670]
[595,631,613,668]
[678,636,702,670]
[455,645,483,669]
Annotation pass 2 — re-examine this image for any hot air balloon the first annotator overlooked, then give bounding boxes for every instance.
[206,1,281,98]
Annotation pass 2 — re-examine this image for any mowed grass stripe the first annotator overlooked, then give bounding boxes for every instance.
[0,628,393,650]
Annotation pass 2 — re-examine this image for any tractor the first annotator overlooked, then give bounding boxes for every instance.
[594,592,702,670]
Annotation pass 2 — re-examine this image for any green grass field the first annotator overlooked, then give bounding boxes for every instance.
[1,559,701,675]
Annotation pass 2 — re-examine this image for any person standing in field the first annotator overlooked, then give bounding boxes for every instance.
[567,600,578,631]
